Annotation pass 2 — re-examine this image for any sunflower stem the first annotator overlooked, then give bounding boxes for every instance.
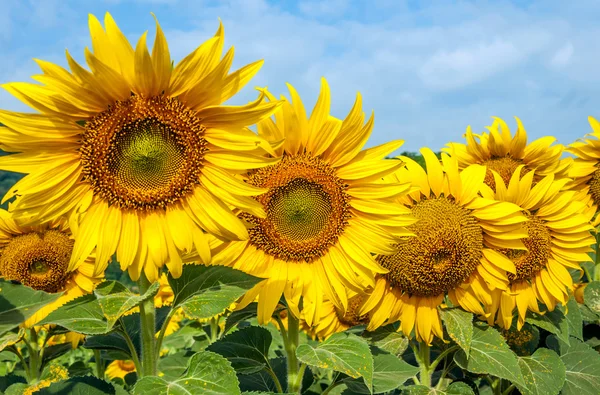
[155,308,176,360]
[418,341,431,387]
[94,349,104,379]
[138,273,157,377]
[209,317,219,343]
[283,310,302,394]
[27,328,41,382]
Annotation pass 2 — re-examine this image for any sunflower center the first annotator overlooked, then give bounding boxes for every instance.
[504,217,551,283]
[243,154,351,263]
[378,197,483,297]
[588,165,600,207]
[336,295,369,327]
[117,360,136,372]
[0,230,74,293]
[81,95,207,210]
[482,156,524,190]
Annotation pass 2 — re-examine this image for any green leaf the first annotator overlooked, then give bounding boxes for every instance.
[344,349,419,394]
[207,326,272,375]
[133,351,241,395]
[526,308,570,345]
[454,323,525,386]
[224,303,258,335]
[37,375,127,394]
[296,332,374,390]
[0,279,62,335]
[0,329,23,352]
[38,294,109,335]
[516,348,565,395]
[555,336,600,395]
[362,324,409,356]
[440,308,473,357]
[94,280,159,327]
[446,381,476,394]
[169,266,261,317]
[5,383,29,395]
[565,298,583,340]
[158,351,191,380]
[41,343,72,369]
[584,281,600,314]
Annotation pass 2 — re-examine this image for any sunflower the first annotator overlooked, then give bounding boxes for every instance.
[211,78,415,325]
[567,116,600,220]
[0,209,103,327]
[302,291,370,340]
[106,360,136,380]
[481,169,594,330]
[0,13,280,282]
[359,149,529,344]
[46,330,86,349]
[444,117,570,190]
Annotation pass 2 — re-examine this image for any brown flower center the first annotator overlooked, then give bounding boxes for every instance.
[504,216,551,283]
[0,230,74,293]
[482,156,525,190]
[588,165,600,207]
[117,360,136,372]
[243,154,351,262]
[378,197,483,297]
[336,295,369,327]
[80,94,207,211]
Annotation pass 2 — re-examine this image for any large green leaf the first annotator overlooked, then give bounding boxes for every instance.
[296,332,374,391]
[0,280,62,335]
[554,336,600,395]
[169,265,260,314]
[526,308,570,344]
[94,280,159,327]
[224,303,258,335]
[0,329,23,352]
[133,351,241,395]
[207,326,272,375]
[158,351,191,380]
[37,375,127,394]
[454,323,524,386]
[565,298,583,340]
[440,308,473,357]
[515,348,565,395]
[344,349,419,394]
[38,294,109,335]
[584,281,600,314]
[363,324,409,356]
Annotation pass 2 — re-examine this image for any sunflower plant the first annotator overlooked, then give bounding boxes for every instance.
[1,12,600,395]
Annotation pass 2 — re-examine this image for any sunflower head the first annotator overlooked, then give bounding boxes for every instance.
[0,209,103,327]
[211,78,416,325]
[359,148,528,344]
[444,117,569,191]
[0,12,283,283]
[568,116,600,215]
[106,359,136,380]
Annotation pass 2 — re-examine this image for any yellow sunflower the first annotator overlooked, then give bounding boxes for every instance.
[359,149,528,344]
[302,291,370,340]
[211,78,415,325]
[0,13,280,283]
[567,116,600,220]
[444,117,570,190]
[481,169,594,329]
[106,359,136,380]
[0,209,103,327]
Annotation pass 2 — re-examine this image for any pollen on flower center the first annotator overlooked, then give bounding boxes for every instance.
[0,230,74,293]
[243,154,351,263]
[80,94,208,210]
[378,197,483,297]
[336,295,369,327]
[588,165,600,207]
[503,216,551,283]
[482,156,525,190]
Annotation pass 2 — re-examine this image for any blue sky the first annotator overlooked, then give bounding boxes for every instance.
[0,0,598,152]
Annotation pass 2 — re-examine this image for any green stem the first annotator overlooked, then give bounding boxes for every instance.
[265,367,284,393]
[283,311,301,394]
[7,346,30,382]
[321,381,343,395]
[429,345,459,372]
[27,328,41,382]
[138,274,157,377]
[93,349,104,379]
[502,383,516,395]
[418,341,431,388]
[119,325,143,376]
[209,317,219,343]
[155,309,176,360]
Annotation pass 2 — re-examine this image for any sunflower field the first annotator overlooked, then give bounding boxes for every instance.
[1,12,600,395]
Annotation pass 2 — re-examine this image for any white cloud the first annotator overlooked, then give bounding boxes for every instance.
[550,42,574,68]
[298,0,348,16]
